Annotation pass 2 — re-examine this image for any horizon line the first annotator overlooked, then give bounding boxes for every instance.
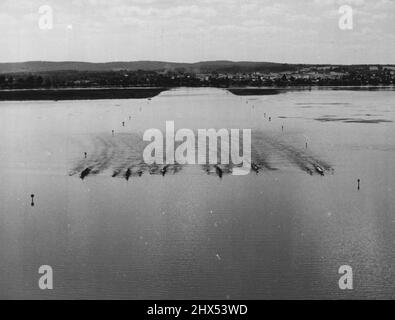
[0,60,394,66]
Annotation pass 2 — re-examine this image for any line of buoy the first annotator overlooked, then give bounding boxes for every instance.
[30,194,35,207]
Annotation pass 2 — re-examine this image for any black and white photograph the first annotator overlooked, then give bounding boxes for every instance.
[0,0,394,305]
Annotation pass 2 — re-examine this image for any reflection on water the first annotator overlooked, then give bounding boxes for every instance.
[0,88,394,299]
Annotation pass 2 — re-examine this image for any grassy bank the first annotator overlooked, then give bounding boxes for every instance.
[227,88,282,95]
[0,87,169,101]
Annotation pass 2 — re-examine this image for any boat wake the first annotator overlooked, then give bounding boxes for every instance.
[68,131,333,179]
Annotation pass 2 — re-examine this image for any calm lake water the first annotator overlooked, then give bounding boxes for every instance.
[0,88,394,299]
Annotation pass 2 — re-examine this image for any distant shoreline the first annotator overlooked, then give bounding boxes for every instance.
[0,86,394,101]
[227,85,395,95]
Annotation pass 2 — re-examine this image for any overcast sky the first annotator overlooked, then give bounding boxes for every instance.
[0,0,394,64]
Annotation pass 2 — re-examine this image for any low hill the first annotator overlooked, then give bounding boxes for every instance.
[0,60,297,74]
